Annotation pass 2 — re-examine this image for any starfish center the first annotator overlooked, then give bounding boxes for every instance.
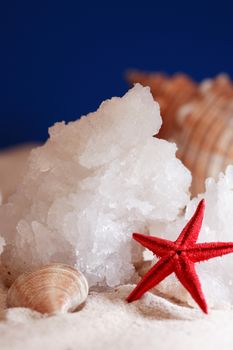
[176,249,183,255]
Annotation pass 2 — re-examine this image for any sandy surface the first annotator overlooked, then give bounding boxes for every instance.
[0,284,233,350]
[1,144,233,350]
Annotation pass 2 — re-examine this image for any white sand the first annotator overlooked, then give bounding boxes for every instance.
[1,145,233,350]
[0,284,233,350]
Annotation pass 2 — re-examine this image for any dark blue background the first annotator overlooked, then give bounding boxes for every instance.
[1,1,233,149]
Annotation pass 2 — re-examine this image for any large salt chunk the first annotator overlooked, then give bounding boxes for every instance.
[151,165,233,308]
[0,84,191,287]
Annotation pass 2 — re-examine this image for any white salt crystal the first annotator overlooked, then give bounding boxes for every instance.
[0,84,191,287]
[151,165,233,308]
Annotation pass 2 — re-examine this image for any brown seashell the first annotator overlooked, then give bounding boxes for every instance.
[127,71,233,195]
[7,263,89,314]
[175,74,233,194]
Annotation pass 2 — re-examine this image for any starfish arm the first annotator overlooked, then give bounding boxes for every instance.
[175,199,205,247]
[174,253,208,313]
[127,253,175,303]
[132,233,176,257]
[188,242,233,262]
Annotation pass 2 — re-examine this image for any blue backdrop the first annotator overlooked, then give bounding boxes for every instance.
[1,0,233,148]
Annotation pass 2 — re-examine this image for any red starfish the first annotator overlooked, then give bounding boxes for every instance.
[127,199,233,313]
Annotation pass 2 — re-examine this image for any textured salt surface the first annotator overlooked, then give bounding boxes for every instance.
[0,84,191,287]
[0,144,36,203]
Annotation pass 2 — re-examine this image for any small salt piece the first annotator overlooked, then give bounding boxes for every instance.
[0,84,191,288]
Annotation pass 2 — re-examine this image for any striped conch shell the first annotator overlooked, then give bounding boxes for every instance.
[127,71,233,195]
[7,263,89,314]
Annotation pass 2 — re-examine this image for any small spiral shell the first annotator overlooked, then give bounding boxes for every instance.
[7,263,89,314]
